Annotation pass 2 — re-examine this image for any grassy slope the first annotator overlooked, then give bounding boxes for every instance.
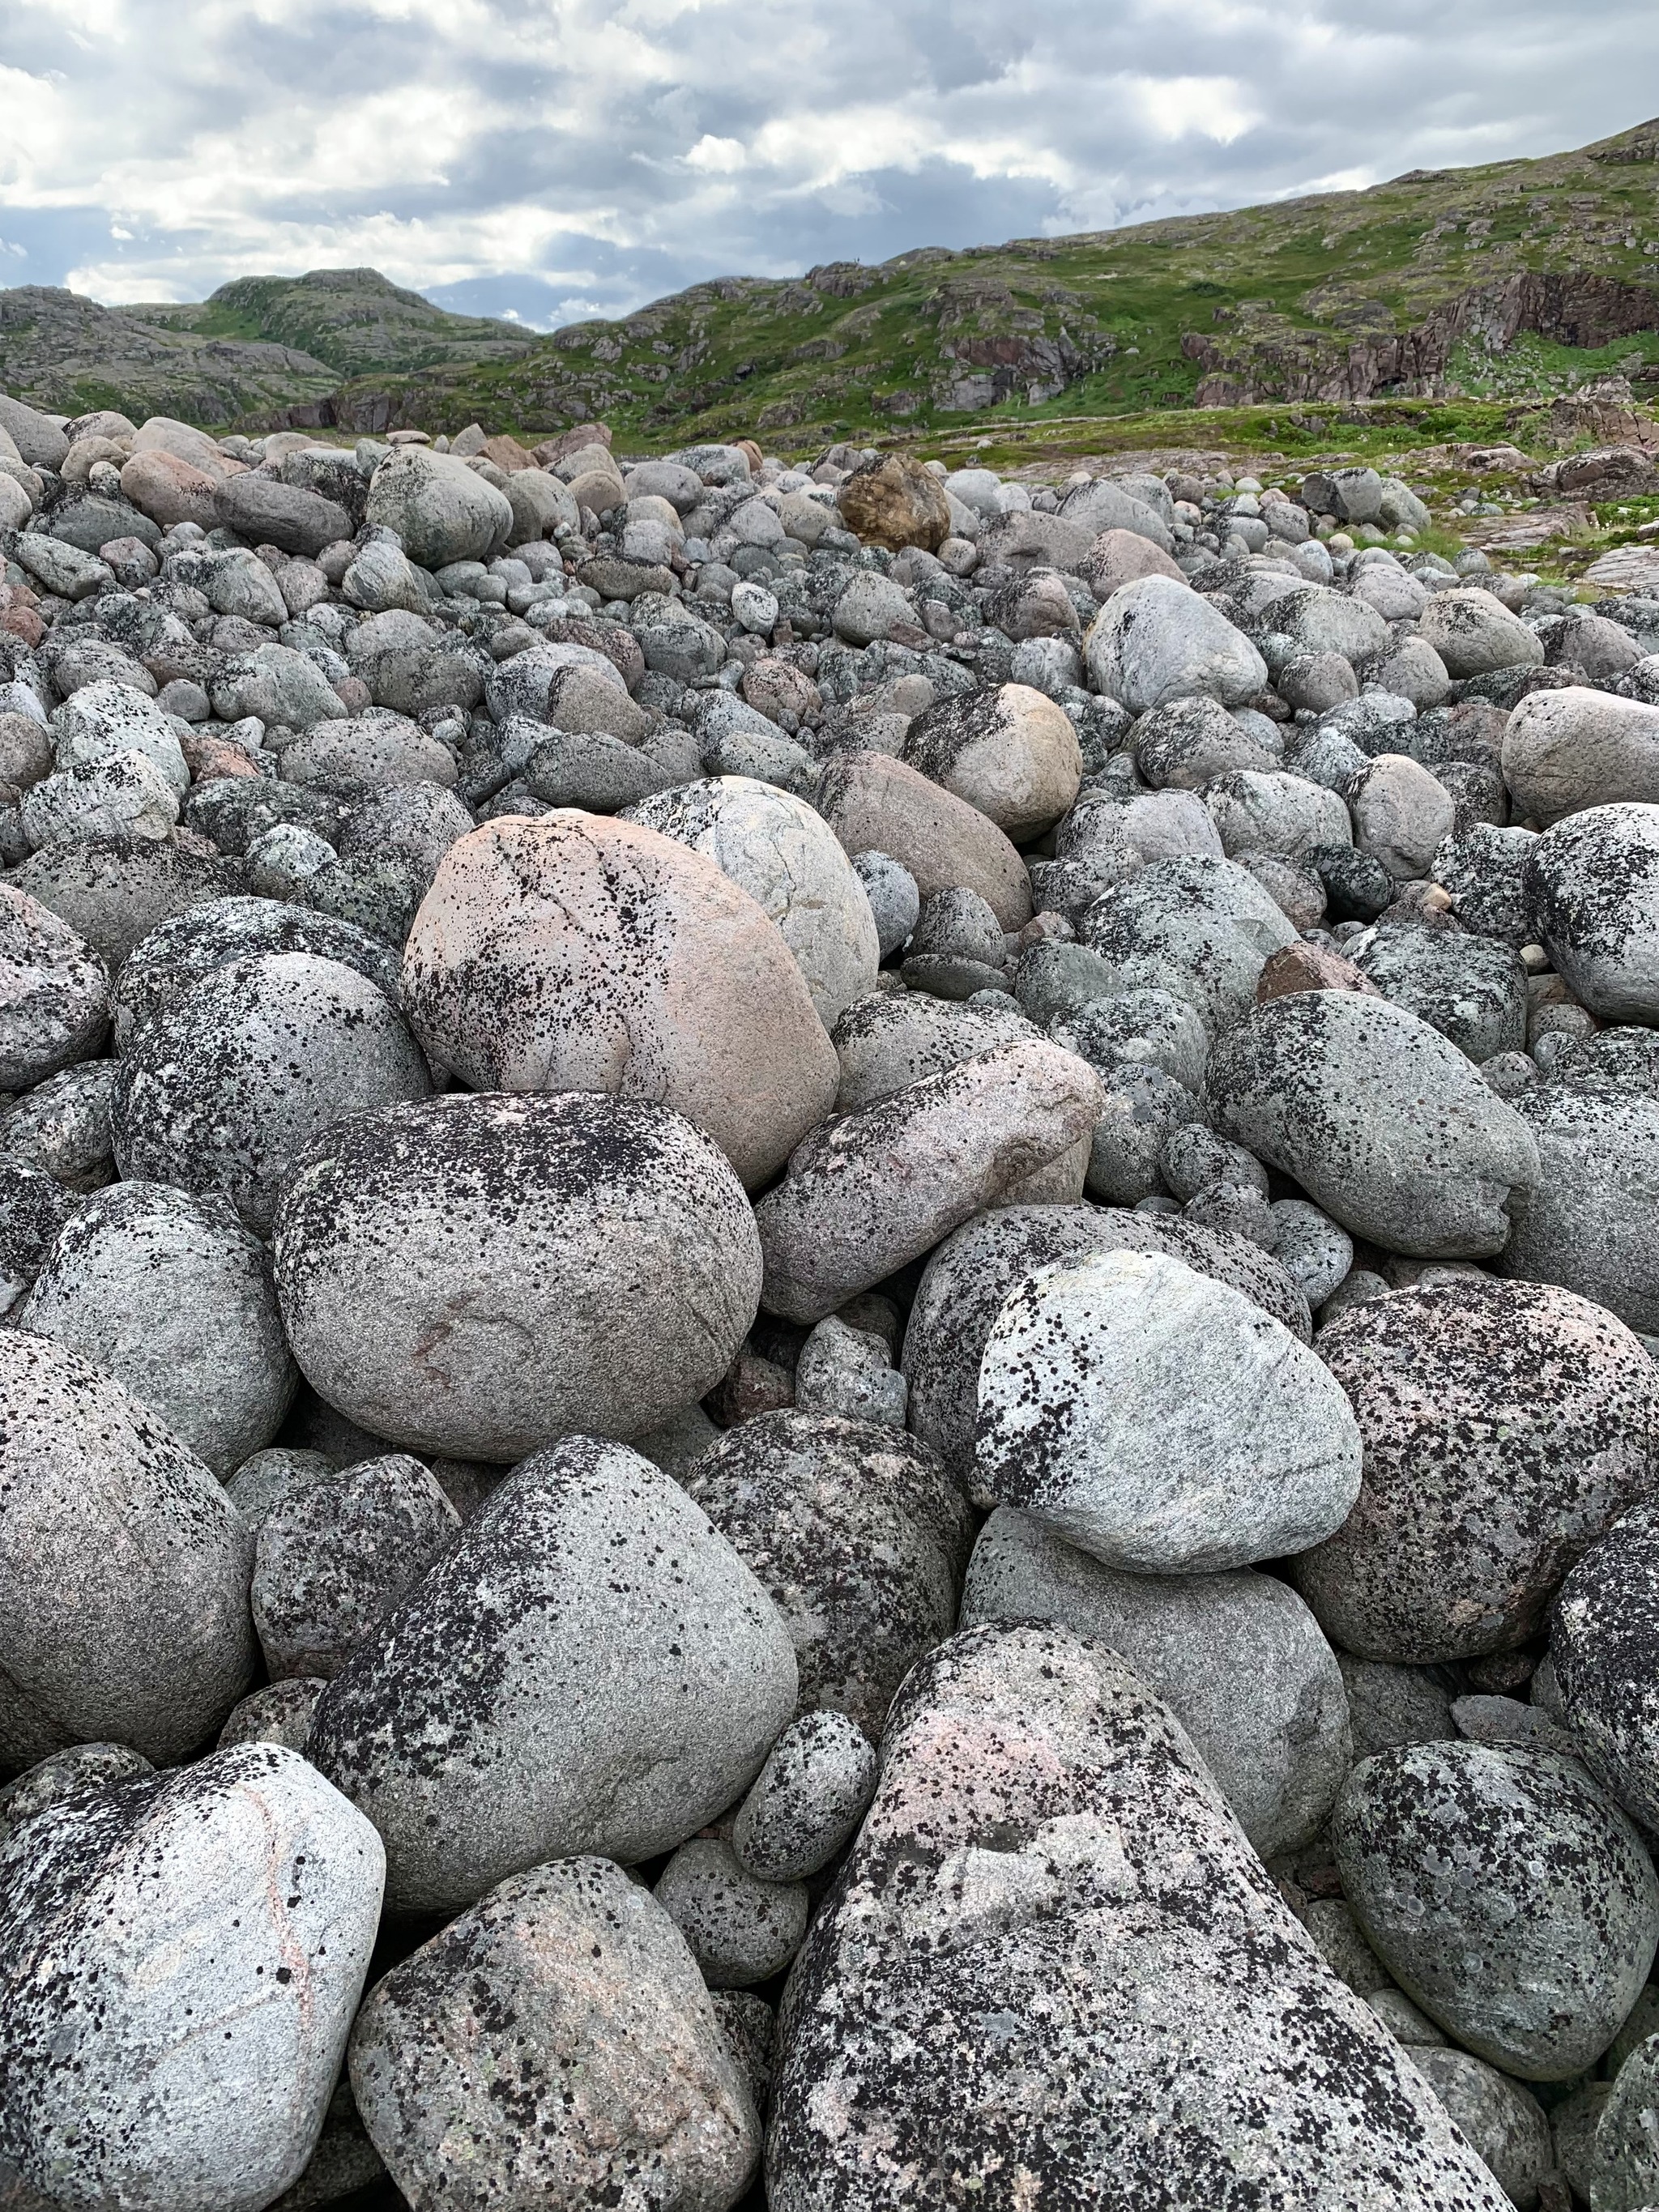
[317,117,1659,450]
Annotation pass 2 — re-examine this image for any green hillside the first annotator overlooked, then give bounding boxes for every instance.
[123,266,532,378]
[316,115,1659,448]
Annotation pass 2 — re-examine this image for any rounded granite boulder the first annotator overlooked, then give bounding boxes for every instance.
[1292,1277,1657,1664]
[899,681,1083,840]
[1552,1497,1659,1832]
[272,1091,761,1461]
[1522,803,1659,1023]
[402,812,838,1189]
[0,884,109,1091]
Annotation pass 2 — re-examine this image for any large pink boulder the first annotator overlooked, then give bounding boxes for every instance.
[120,450,224,530]
[402,812,839,1189]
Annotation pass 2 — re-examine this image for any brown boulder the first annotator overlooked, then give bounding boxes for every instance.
[837,454,951,553]
[1257,941,1381,1004]
[1084,528,1187,602]
[402,812,838,1189]
[480,434,536,473]
[532,424,613,467]
[120,450,222,531]
[817,753,1033,931]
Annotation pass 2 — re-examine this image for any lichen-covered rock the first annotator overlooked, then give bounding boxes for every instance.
[1498,1085,1659,1332]
[365,447,512,566]
[1085,573,1269,712]
[0,1741,152,1849]
[0,1745,383,2212]
[1523,803,1659,1022]
[1082,855,1296,1036]
[217,1677,325,1752]
[768,1622,1509,2212]
[19,1178,296,1476]
[680,1410,971,1741]
[0,886,108,1090]
[1350,925,1528,1063]
[1333,1741,1659,2079]
[1419,589,1546,682]
[252,1452,460,1681]
[1552,1498,1659,1831]
[625,776,880,1028]
[655,1839,810,1988]
[1502,688,1659,823]
[731,1709,877,1882]
[975,1249,1361,1572]
[0,1331,254,1771]
[1584,2031,1659,2211]
[112,951,430,1231]
[1206,991,1540,1256]
[902,1204,1311,1488]
[349,1856,759,2212]
[900,683,1083,839]
[0,1059,117,1191]
[305,1437,797,1912]
[961,1506,1350,1856]
[402,812,837,1189]
[272,1092,761,1460]
[754,1039,1103,1324]
[1407,2050,1552,2211]
[6,832,243,972]
[1292,1278,1657,1663]
[111,895,401,1050]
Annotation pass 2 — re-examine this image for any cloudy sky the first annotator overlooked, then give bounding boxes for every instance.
[3,0,1657,329]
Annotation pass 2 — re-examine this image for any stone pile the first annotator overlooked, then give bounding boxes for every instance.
[2,384,1659,2210]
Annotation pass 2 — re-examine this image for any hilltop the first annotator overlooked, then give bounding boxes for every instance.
[2,117,1658,445]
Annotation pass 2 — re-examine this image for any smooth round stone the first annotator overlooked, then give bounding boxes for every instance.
[961,1506,1350,1856]
[731,1710,877,1882]
[975,1249,1361,1573]
[0,1332,254,1771]
[19,1179,296,1477]
[1552,1498,1659,1831]
[1498,1085,1659,1332]
[0,1059,117,1191]
[1350,925,1528,1063]
[1523,803,1659,1021]
[348,1858,760,2212]
[1407,2050,1552,2211]
[850,850,919,960]
[1205,991,1540,1259]
[401,812,838,1190]
[1270,1198,1354,1308]
[0,1745,384,2212]
[1333,1740,1659,2080]
[305,1438,798,1913]
[1339,1656,1457,1763]
[623,775,880,1028]
[1292,1277,1657,1663]
[216,1677,326,1750]
[111,951,431,1232]
[272,1092,761,1462]
[655,1838,811,1988]
[901,681,1083,839]
[1051,986,1208,1092]
[0,884,109,1091]
[1082,855,1295,1037]
[1085,573,1269,713]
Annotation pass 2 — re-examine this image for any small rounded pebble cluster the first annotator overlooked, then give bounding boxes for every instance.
[2,387,1659,2212]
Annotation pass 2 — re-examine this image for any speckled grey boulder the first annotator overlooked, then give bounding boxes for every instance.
[1082,854,1296,1036]
[112,951,431,1231]
[961,1505,1350,1856]
[899,680,1082,838]
[1051,984,1208,1091]
[253,1453,460,1681]
[348,1856,759,2212]
[768,1622,1508,2212]
[1206,992,1540,1257]
[6,831,243,974]
[976,1250,1360,1573]
[19,1179,296,1476]
[1552,1498,1659,1831]
[1333,1741,1659,2079]
[1339,1656,1458,1763]
[272,1093,761,1461]
[1292,1278,1656,1663]
[731,1709,877,1881]
[1501,688,1659,824]
[1084,573,1269,712]
[850,850,919,959]
[1271,1196,1354,1308]
[1498,1085,1659,1332]
[0,1059,116,1191]
[680,1411,971,1741]
[830,991,1032,1111]
[0,1745,384,2212]
[0,1741,151,1849]
[224,1445,335,1529]
[754,1038,1103,1325]
[1408,2050,1552,2211]
[1585,2031,1659,2211]
[1523,804,1659,1023]
[902,1203,1311,1490]
[305,1437,797,1912]
[655,1839,810,1988]
[112,899,402,1051]
[0,886,108,1091]
[364,446,512,566]
[1350,925,1528,1063]
[217,1677,326,1751]
[0,1331,254,1771]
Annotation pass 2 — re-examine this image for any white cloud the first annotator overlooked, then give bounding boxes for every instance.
[2,0,1657,323]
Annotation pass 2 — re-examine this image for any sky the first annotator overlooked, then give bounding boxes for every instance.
[2,0,1658,331]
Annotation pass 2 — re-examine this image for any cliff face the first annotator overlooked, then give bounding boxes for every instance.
[1183,274,1659,404]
